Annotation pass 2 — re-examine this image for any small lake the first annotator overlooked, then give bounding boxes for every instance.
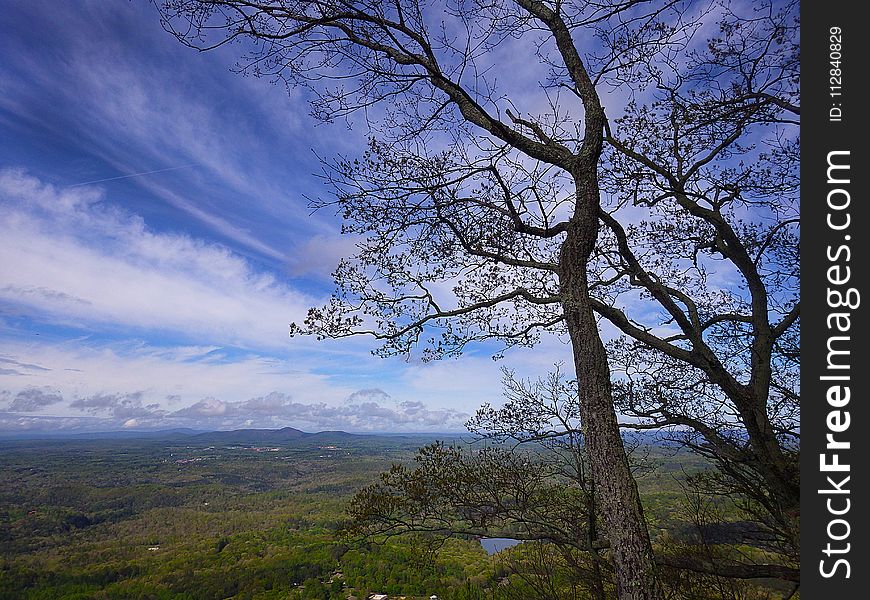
[479,537,523,555]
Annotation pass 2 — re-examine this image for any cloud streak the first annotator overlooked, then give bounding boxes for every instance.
[68,164,198,188]
[0,169,313,349]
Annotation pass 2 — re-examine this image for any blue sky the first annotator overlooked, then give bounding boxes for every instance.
[0,0,573,433]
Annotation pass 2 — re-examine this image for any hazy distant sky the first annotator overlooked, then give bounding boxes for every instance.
[0,0,575,433]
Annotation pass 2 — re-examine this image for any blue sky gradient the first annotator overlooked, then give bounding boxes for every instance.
[0,0,572,433]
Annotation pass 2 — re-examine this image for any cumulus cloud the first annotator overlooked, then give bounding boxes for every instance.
[69,391,164,420]
[0,334,569,432]
[347,388,392,403]
[0,412,110,433]
[31,389,470,433]
[163,390,468,432]
[7,387,64,412]
[174,397,228,418]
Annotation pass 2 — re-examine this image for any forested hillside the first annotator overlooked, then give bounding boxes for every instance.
[1,432,789,599]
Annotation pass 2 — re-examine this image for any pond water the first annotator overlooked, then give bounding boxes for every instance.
[479,537,523,555]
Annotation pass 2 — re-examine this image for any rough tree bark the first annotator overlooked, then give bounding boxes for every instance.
[561,168,661,599]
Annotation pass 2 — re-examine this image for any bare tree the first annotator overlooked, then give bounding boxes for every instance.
[157,0,799,596]
[594,0,800,559]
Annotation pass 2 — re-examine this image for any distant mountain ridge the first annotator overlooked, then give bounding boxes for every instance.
[191,426,310,445]
[0,425,435,443]
[0,426,675,444]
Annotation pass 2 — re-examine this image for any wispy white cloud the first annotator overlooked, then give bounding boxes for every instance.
[135,179,290,261]
[0,338,353,414]
[0,169,312,349]
[0,0,344,259]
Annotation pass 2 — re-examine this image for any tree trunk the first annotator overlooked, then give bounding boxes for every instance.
[560,173,662,600]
